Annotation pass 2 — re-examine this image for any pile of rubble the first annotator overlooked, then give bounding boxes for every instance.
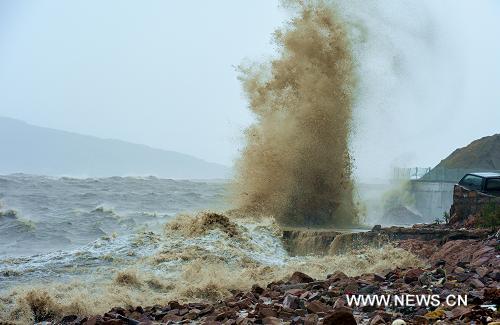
[49,235,498,325]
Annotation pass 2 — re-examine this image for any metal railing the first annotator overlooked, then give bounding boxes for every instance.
[393,167,431,180]
[394,167,500,183]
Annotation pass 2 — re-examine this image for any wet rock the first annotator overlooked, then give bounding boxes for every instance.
[289,271,314,284]
[305,300,330,314]
[283,294,300,310]
[251,284,265,295]
[327,271,348,282]
[55,231,499,325]
[403,268,424,284]
[259,307,278,318]
[167,300,182,310]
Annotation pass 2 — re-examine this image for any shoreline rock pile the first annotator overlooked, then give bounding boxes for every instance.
[47,237,498,324]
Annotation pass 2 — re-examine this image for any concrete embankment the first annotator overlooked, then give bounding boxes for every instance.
[282,225,491,255]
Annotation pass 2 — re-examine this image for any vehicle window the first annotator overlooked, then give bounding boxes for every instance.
[486,178,500,192]
[459,175,483,191]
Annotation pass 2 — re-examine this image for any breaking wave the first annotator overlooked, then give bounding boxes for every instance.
[0,212,422,324]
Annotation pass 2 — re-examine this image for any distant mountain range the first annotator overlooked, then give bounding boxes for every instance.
[0,117,231,179]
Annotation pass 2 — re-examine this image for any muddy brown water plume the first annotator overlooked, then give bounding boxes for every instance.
[232,0,358,227]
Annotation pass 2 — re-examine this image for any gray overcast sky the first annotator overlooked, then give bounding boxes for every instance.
[1,1,499,180]
[0,0,286,166]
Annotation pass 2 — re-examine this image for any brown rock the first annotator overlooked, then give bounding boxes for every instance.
[252,284,265,295]
[289,271,314,284]
[278,309,294,320]
[333,297,346,309]
[236,298,253,309]
[475,266,490,278]
[484,287,500,302]
[323,309,357,325]
[471,256,490,267]
[167,308,179,316]
[448,306,471,320]
[259,307,278,318]
[168,300,183,310]
[403,268,424,284]
[343,280,359,293]
[305,300,330,314]
[328,271,348,282]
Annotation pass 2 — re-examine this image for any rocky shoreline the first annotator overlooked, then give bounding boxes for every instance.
[30,226,499,325]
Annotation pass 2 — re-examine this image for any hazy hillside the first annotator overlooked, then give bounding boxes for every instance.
[421,134,500,182]
[435,134,500,170]
[0,117,230,179]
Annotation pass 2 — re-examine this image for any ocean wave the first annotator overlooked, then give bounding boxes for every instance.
[0,213,422,324]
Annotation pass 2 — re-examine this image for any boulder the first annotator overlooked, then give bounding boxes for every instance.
[289,271,314,284]
[403,268,424,284]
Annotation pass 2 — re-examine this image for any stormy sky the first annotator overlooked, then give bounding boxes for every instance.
[0,0,499,181]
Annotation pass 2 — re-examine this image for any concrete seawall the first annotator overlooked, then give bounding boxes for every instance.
[411,180,454,221]
[281,226,491,256]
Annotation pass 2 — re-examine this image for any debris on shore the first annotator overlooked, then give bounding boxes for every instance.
[47,227,499,325]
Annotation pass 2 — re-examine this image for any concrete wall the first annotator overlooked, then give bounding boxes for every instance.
[411,180,455,221]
